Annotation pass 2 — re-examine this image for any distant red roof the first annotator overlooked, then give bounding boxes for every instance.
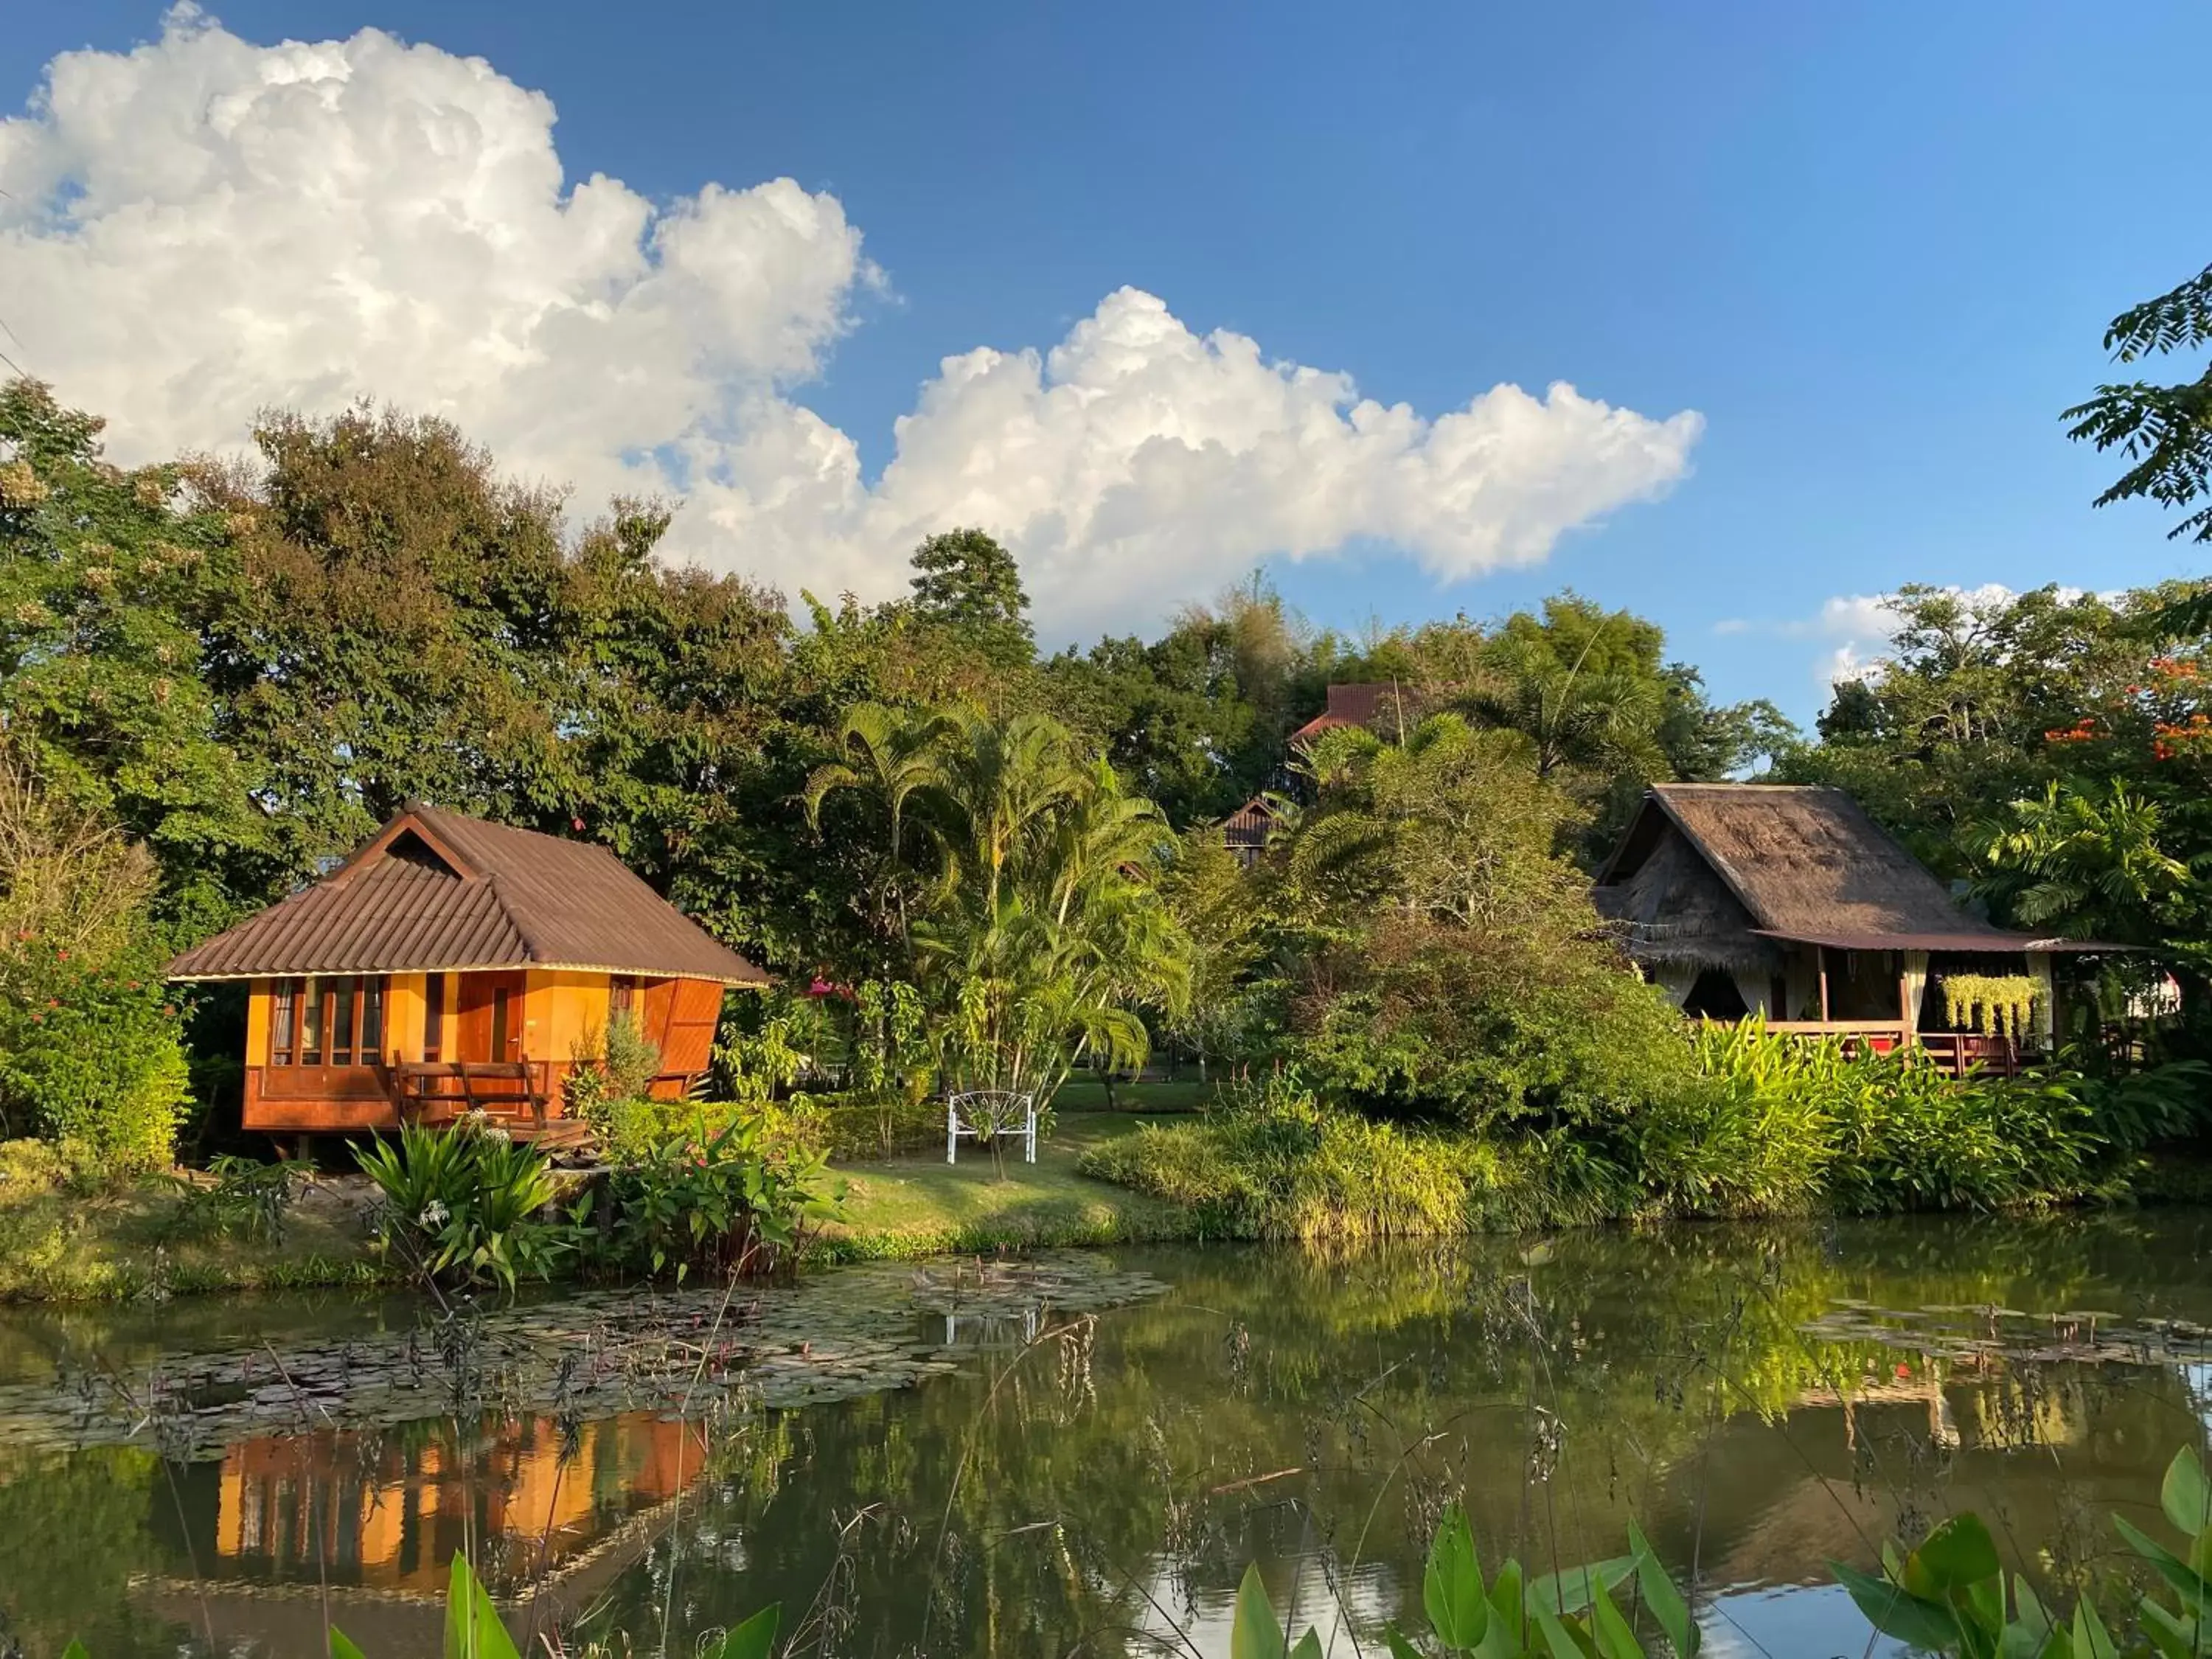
[167,804,770,986]
[1290,684,1427,745]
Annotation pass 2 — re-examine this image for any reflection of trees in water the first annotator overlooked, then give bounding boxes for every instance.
[586,1215,2212,1656]
[6,1209,2212,1656]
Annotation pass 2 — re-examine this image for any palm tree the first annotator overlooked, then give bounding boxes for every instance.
[802,703,956,954]
[1462,627,1667,783]
[807,703,1192,1112]
[1968,779,2196,947]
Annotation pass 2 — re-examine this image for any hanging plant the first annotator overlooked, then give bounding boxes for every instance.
[1941,973,2041,1041]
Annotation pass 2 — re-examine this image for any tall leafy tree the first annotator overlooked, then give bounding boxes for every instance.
[1784,583,2187,874]
[1276,714,1688,1127]
[2065,260,2212,631]
[907,527,1034,664]
[0,381,274,931]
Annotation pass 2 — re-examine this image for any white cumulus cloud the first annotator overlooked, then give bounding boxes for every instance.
[0,6,1703,636]
[1718,586,2036,690]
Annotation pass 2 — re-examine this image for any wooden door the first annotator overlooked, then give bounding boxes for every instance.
[456,972,527,1063]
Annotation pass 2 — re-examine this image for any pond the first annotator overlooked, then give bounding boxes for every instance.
[4,1210,2212,1658]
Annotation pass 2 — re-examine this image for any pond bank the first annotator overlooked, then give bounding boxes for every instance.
[0,1113,1203,1301]
[10,1108,2211,1303]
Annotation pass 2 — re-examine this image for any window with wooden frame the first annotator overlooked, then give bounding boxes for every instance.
[331,978,356,1065]
[300,978,326,1064]
[276,975,389,1068]
[423,973,446,1062]
[359,976,386,1062]
[270,978,303,1065]
[610,974,639,1021]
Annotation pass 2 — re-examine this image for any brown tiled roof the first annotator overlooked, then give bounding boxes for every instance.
[1597,784,2073,952]
[167,804,770,985]
[1220,796,1278,852]
[1290,683,1427,744]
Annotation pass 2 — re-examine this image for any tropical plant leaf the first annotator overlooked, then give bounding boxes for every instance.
[1385,1627,1427,1659]
[1831,1559,1963,1650]
[1528,1556,1638,1618]
[2118,1514,2212,1613]
[1902,1514,2002,1598]
[1586,1577,1648,1659]
[330,1632,369,1659]
[1628,1521,1697,1658]
[1999,1576,2054,1659]
[1476,1557,1528,1659]
[717,1604,781,1659]
[2163,1447,2212,1537]
[443,1552,522,1659]
[1232,1562,1287,1659]
[2071,1597,2119,1659]
[1531,1606,1596,1659]
[1290,1632,1324,1659]
[1425,1503,1490,1650]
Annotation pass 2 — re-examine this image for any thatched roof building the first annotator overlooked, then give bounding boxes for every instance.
[1595,783,2063,968]
[1594,784,2110,1040]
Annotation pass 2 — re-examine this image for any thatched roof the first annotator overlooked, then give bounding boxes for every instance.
[1596,784,2068,958]
[1593,814,1781,970]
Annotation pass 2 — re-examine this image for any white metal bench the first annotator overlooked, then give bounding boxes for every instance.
[946,1089,1037,1166]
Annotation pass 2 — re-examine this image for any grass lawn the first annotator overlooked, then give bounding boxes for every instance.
[811,1109,1203,1262]
[0,1150,391,1301]
[1048,1077,1224,1114]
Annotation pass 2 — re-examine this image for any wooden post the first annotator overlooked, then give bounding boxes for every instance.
[1817,947,1831,1023]
[1898,965,1913,1052]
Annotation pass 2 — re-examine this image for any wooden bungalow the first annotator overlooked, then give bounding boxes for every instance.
[167,804,768,1144]
[1220,795,1280,867]
[1593,783,2106,1071]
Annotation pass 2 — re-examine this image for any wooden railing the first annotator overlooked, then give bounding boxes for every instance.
[392,1060,555,1128]
[1761,1023,2034,1078]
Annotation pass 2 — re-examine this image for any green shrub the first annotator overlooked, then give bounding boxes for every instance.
[563,1012,662,1130]
[0,955,191,1178]
[354,1120,563,1293]
[163,1153,305,1244]
[577,1112,844,1281]
[753,1091,943,1160]
[1077,1075,1591,1240]
[1289,919,1693,1130]
[1631,1021,2108,1217]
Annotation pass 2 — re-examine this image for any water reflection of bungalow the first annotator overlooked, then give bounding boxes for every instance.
[212,1413,700,1596]
[167,804,768,1149]
[1595,784,2114,1071]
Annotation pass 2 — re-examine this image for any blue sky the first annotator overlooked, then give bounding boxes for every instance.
[5,1,2210,722]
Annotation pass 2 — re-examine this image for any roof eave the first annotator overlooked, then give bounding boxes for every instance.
[167,959,773,987]
[1747,928,2133,954]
